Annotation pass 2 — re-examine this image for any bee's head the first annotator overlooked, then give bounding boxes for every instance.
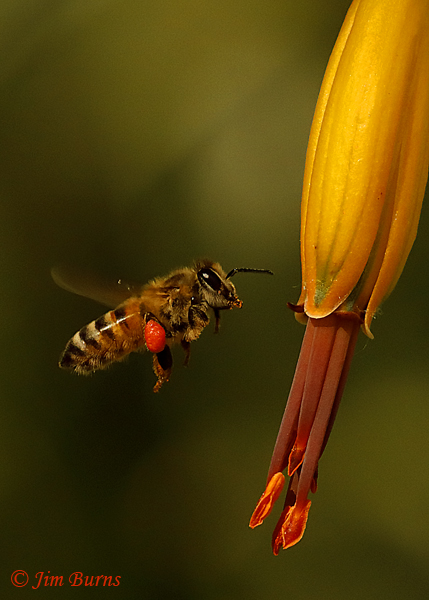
[196,261,273,310]
[197,265,241,309]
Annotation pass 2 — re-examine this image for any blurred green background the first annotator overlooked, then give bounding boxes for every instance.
[1,0,429,598]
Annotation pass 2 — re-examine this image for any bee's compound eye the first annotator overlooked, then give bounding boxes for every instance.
[198,268,222,292]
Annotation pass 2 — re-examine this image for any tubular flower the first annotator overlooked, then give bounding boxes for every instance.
[250,0,429,554]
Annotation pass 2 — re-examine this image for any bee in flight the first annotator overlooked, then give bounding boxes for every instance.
[52,259,273,392]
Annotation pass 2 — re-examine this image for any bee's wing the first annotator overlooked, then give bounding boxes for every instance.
[51,265,144,307]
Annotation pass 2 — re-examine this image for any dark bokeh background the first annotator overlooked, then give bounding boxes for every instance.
[1,0,429,598]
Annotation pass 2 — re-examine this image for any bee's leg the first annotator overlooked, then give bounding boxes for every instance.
[152,345,173,393]
[214,309,221,333]
[181,340,191,366]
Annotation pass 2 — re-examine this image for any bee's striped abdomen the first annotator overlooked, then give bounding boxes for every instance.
[59,299,146,374]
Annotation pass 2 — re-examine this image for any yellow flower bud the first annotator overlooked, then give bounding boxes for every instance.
[300,0,429,336]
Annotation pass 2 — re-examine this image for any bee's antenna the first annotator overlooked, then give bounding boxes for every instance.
[226,267,274,279]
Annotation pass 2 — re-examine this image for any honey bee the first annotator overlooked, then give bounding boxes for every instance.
[53,260,273,392]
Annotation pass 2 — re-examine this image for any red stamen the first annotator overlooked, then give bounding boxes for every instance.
[272,500,312,555]
[249,472,285,528]
[266,320,315,481]
[250,313,360,553]
[288,316,338,475]
[293,317,358,507]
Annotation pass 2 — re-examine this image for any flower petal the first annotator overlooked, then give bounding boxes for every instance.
[301,0,429,320]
